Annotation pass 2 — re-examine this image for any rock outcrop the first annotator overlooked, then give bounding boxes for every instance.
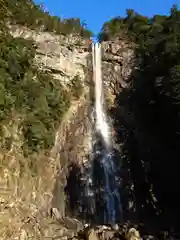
[8,25,90,85]
[101,37,135,105]
[51,88,93,218]
[0,25,94,239]
[101,38,137,223]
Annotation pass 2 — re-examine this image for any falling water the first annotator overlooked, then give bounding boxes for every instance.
[92,43,110,147]
[66,43,123,225]
[91,43,123,225]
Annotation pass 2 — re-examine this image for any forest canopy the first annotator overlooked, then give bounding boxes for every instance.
[99,5,179,43]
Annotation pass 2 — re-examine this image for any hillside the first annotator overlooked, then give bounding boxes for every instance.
[0,1,93,238]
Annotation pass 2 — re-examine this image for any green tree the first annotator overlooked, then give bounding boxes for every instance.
[0,0,92,38]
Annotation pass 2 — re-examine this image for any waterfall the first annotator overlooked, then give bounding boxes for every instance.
[92,43,110,148]
[91,43,123,225]
[65,43,123,226]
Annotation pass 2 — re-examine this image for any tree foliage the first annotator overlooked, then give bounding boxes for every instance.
[109,5,180,225]
[0,0,87,155]
[0,0,92,38]
[0,29,73,154]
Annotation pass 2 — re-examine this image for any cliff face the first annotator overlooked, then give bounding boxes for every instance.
[9,25,90,85]
[8,25,93,168]
[0,26,93,239]
[51,88,93,217]
[101,37,166,226]
[0,24,136,238]
[101,38,137,221]
[101,38,134,105]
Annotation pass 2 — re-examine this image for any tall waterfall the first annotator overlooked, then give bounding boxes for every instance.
[92,43,110,148]
[65,43,123,226]
[91,43,123,225]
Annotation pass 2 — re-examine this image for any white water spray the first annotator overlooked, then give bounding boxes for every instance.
[91,42,123,225]
[92,43,110,147]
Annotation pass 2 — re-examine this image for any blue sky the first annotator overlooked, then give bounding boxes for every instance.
[34,0,180,36]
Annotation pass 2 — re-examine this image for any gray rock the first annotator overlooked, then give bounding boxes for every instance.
[101,38,134,98]
[63,217,84,232]
[8,25,89,86]
[88,229,99,240]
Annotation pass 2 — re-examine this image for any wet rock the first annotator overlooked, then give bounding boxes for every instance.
[112,224,119,231]
[19,229,27,240]
[102,230,115,240]
[87,228,99,240]
[63,217,84,232]
[144,235,155,240]
[61,237,68,240]
[96,225,111,233]
[52,207,61,220]
[125,228,141,240]
[43,223,77,240]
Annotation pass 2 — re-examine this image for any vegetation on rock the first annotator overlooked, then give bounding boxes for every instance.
[99,5,178,43]
[107,5,180,229]
[0,1,88,237]
[0,0,87,156]
[0,0,92,38]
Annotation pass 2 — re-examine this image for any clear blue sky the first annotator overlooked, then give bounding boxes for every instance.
[34,0,180,36]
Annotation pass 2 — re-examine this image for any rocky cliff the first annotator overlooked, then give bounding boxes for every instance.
[101,37,135,106]
[0,21,138,239]
[8,24,90,85]
[1,22,176,239]
[101,38,137,223]
[0,24,94,239]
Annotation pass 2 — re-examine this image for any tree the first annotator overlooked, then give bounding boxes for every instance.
[126,9,135,20]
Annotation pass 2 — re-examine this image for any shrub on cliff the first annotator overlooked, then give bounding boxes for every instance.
[0,0,89,156]
[69,75,84,100]
[0,28,71,155]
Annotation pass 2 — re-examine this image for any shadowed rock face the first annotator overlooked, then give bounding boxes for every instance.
[102,37,180,233]
[100,38,155,225]
[101,38,135,99]
[64,132,124,226]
